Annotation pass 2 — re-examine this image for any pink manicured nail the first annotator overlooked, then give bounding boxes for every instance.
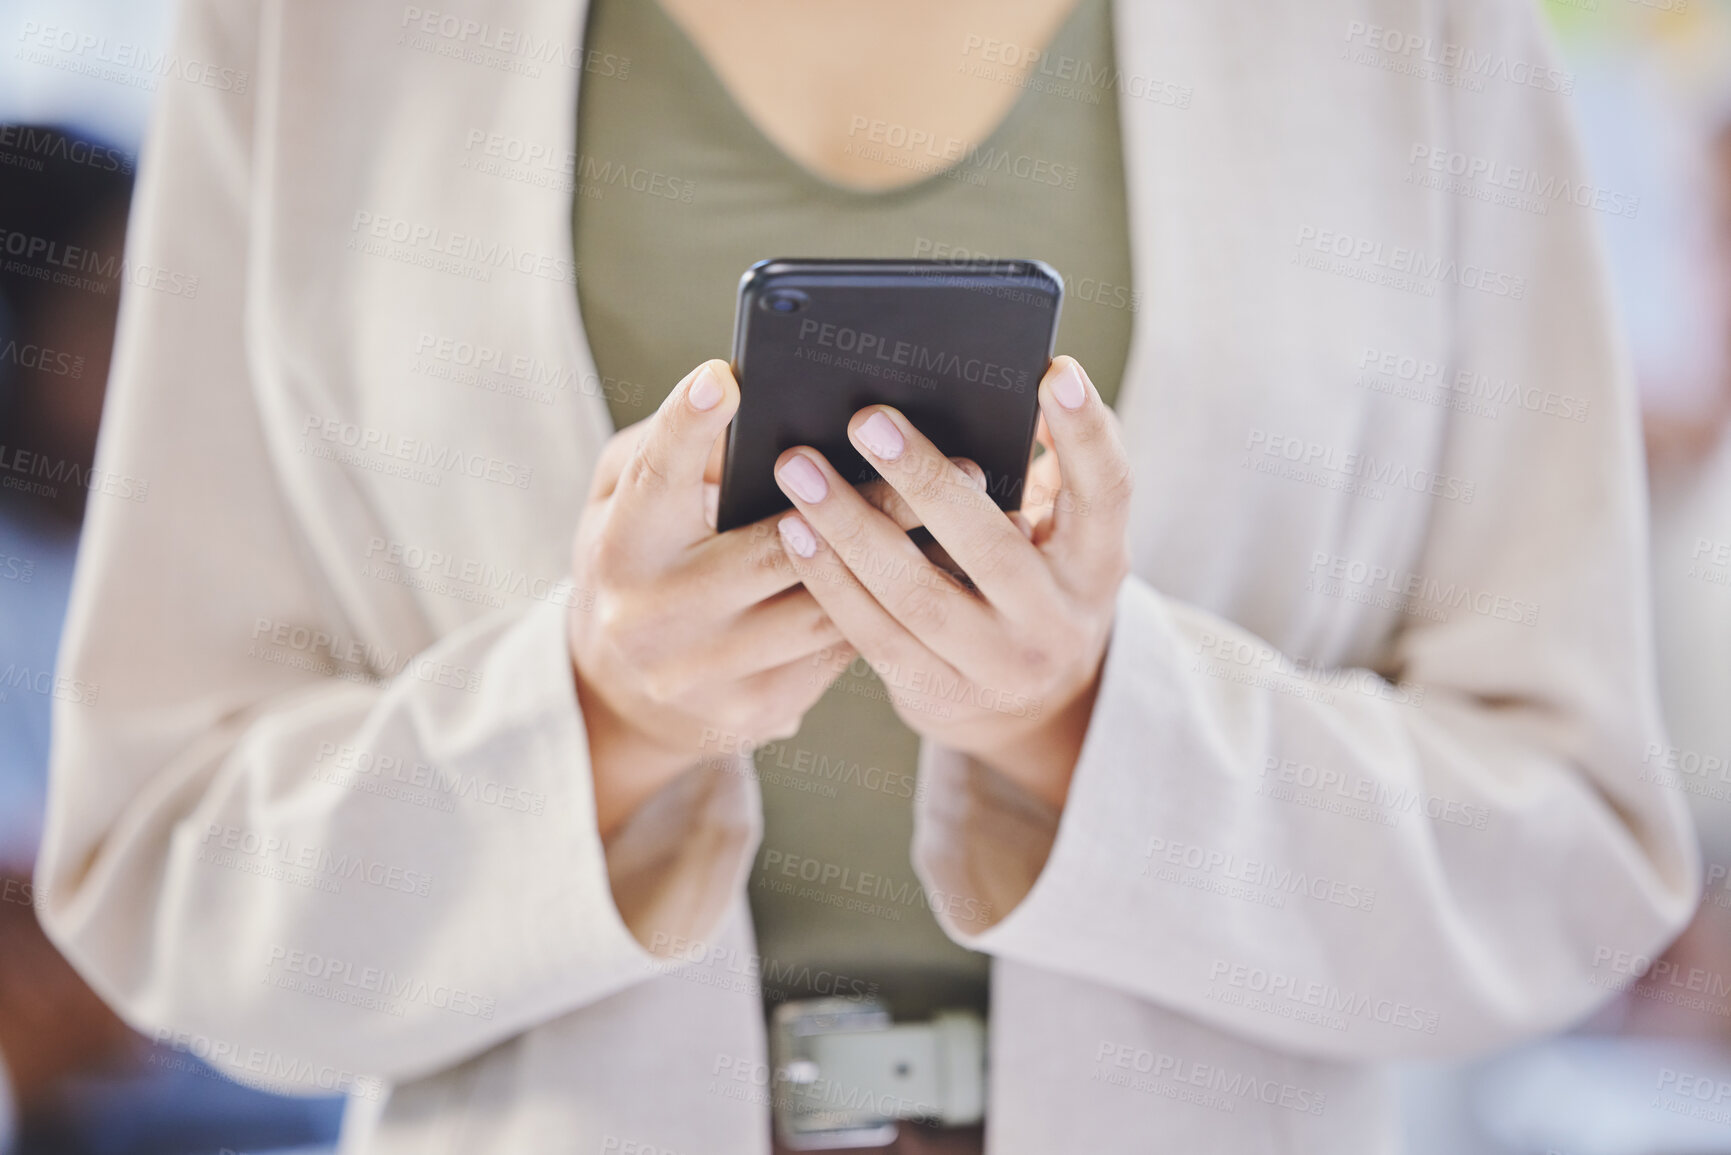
[856,411,905,461]
[1051,360,1087,410]
[687,364,722,411]
[778,516,817,559]
[777,454,829,503]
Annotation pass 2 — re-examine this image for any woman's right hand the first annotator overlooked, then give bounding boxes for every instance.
[569,360,853,839]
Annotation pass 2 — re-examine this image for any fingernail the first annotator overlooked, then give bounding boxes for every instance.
[777,453,829,503]
[1051,359,1087,411]
[856,411,905,461]
[778,516,817,559]
[688,364,723,411]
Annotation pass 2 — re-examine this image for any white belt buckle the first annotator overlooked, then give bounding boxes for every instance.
[769,997,986,1150]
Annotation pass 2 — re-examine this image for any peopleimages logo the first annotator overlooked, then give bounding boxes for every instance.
[0,227,199,299]
[1342,21,1574,95]
[1093,1043,1327,1116]
[957,35,1193,109]
[1356,347,1590,423]
[1293,226,1527,301]
[347,211,577,286]
[300,414,535,490]
[0,339,84,378]
[1408,144,1639,219]
[796,319,1028,393]
[0,125,133,175]
[264,945,497,1020]
[1206,960,1441,1034]
[1142,836,1377,912]
[15,21,250,93]
[398,7,629,78]
[1244,428,1478,504]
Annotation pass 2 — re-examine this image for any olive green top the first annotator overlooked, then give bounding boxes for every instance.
[575,0,1132,1018]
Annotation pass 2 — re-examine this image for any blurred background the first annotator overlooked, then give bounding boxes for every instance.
[1,0,1730,1151]
[0,1,343,1152]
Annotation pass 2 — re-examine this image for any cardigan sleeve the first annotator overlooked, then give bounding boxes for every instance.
[912,0,1698,1062]
[33,0,757,1090]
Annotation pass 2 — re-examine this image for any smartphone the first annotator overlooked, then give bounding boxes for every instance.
[716,258,1064,533]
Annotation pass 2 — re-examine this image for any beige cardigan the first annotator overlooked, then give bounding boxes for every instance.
[37,0,1697,1150]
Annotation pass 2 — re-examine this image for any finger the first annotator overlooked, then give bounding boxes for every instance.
[771,456,993,673]
[1029,509,1057,549]
[683,642,859,756]
[588,421,647,504]
[678,586,845,686]
[773,512,969,701]
[608,360,738,547]
[1035,412,1056,457]
[590,370,731,505]
[702,434,726,526]
[855,479,924,534]
[1021,449,1061,524]
[855,473,975,588]
[676,509,812,612]
[1036,356,1134,590]
[704,426,727,486]
[730,642,860,738]
[846,406,1054,614]
[856,456,981,533]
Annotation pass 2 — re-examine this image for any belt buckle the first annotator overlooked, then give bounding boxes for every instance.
[768,997,985,1151]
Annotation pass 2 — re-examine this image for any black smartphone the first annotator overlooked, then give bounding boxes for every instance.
[715,258,1064,533]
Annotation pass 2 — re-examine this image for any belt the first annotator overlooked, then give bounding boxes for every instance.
[769,998,986,1150]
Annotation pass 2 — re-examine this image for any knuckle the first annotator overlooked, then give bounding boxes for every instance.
[625,444,674,497]
[965,532,1021,586]
[1099,460,1136,509]
[897,456,957,507]
[1016,634,1060,684]
[807,609,842,646]
[881,493,922,532]
[822,506,872,557]
[1071,414,1123,470]
[894,577,952,635]
[950,457,985,486]
[857,479,892,509]
[590,428,639,492]
[745,521,793,570]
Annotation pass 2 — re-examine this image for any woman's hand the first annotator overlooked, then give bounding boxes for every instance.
[569,361,853,839]
[770,356,1132,811]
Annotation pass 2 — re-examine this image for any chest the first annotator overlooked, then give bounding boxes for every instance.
[651,0,1087,191]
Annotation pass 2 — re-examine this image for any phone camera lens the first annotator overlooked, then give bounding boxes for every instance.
[760,289,808,314]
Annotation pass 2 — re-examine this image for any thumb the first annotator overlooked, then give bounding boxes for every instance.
[611,360,739,544]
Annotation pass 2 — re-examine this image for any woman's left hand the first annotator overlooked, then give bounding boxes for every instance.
[771,356,1133,811]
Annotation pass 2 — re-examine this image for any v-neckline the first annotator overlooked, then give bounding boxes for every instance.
[637,0,1100,202]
